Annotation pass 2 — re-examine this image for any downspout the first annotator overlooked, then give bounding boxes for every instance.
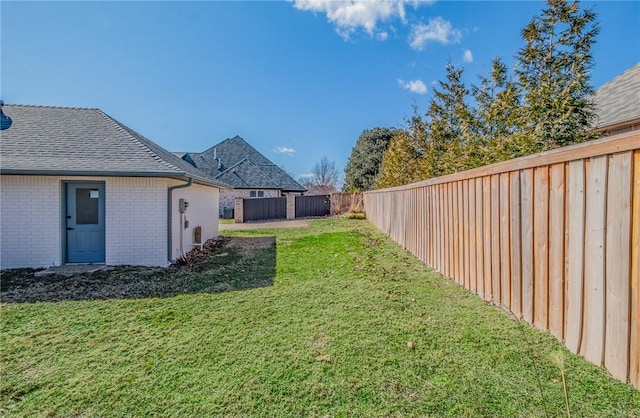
[167,178,193,264]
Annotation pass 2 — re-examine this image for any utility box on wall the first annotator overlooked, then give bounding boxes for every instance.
[179,198,189,213]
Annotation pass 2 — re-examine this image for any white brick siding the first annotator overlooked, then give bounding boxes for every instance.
[105,177,168,267]
[0,175,220,269]
[170,181,219,260]
[0,176,61,269]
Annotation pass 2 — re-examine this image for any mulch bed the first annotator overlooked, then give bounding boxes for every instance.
[0,237,250,304]
[171,237,229,269]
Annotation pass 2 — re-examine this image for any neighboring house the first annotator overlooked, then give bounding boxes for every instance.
[0,104,228,269]
[179,136,306,217]
[592,62,640,136]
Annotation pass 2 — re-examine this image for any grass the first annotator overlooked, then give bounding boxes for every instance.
[1,218,638,417]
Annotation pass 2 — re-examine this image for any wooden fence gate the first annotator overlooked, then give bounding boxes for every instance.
[243,197,286,222]
[295,195,330,218]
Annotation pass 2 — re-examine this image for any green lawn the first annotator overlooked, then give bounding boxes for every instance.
[1,219,638,417]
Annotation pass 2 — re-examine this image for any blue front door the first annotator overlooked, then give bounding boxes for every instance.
[66,182,105,263]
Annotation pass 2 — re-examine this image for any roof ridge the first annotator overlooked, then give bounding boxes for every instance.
[213,157,249,178]
[4,103,100,111]
[95,109,182,173]
[200,135,242,154]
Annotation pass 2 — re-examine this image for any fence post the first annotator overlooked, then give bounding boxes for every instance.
[234,197,244,223]
[286,194,296,220]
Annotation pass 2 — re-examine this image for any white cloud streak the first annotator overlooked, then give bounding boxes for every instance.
[463,49,473,63]
[397,78,427,94]
[274,146,296,155]
[293,0,432,40]
[408,17,462,50]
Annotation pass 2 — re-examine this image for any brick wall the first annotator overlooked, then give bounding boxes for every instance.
[0,175,220,269]
[171,181,219,260]
[105,177,168,266]
[0,176,61,269]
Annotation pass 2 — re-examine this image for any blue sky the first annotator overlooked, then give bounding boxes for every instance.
[2,1,638,181]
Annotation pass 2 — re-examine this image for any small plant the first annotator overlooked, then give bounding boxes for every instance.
[552,350,572,418]
[345,210,366,220]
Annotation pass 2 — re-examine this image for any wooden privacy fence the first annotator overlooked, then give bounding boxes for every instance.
[364,130,640,389]
[330,192,364,215]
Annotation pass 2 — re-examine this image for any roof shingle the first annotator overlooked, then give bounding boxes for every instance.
[592,62,640,130]
[0,105,226,187]
[183,136,306,191]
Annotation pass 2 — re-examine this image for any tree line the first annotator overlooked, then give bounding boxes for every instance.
[343,0,600,191]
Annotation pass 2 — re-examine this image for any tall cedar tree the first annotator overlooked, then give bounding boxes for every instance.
[423,61,473,177]
[516,0,599,149]
[471,57,524,165]
[377,110,428,188]
[343,127,395,192]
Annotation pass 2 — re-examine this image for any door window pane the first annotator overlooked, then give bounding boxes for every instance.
[76,189,99,224]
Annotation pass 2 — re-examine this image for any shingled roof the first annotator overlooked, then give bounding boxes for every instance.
[592,62,640,132]
[182,136,306,192]
[0,104,226,187]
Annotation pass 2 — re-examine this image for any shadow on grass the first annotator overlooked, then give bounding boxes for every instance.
[0,236,276,304]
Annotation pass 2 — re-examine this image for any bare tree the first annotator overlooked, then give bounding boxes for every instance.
[309,156,340,195]
[297,176,315,190]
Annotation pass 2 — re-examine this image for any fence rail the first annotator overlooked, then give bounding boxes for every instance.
[364,130,640,389]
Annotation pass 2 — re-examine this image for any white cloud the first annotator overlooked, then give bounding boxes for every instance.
[293,0,432,40]
[463,49,473,63]
[298,173,315,178]
[408,17,462,50]
[397,78,427,94]
[274,146,296,155]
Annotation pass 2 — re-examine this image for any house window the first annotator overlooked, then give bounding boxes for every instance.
[249,190,265,198]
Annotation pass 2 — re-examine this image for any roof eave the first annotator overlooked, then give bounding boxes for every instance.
[591,117,640,134]
[0,169,228,188]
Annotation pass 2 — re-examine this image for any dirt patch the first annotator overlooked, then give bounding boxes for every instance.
[0,237,276,304]
[220,219,309,230]
[224,236,277,254]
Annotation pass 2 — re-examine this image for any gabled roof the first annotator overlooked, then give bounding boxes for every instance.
[182,135,306,191]
[592,62,640,131]
[0,105,227,188]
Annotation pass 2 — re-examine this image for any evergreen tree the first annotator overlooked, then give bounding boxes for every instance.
[377,110,428,188]
[516,0,599,149]
[423,61,473,177]
[343,127,395,192]
[471,57,523,165]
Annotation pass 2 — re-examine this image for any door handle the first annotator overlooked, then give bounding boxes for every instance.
[67,227,74,230]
